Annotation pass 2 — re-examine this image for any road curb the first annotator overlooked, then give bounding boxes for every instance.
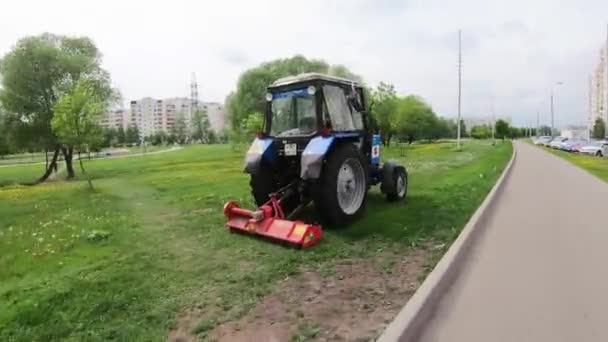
[377,143,517,342]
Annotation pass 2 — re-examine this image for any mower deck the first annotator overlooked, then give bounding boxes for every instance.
[223,201,322,248]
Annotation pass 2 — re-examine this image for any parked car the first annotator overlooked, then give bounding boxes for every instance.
[579,141,608,157]
[534,136,552,145]
[549,137,567,149]
[559,140,573,150]
[567,139,589,153]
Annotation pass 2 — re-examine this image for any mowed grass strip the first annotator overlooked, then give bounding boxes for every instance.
[536,145,608,182]
[0,140,512,341]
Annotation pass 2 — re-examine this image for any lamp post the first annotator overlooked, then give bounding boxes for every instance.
[550,82,563,137]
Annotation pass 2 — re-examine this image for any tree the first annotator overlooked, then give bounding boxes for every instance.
[242,112,264,134]
[370,82,399,146]
[0,33,107,182]
[0,115,11,158]
[125,125,140,145]
[592,118,606,140]
[170,112,188,144]
[495,119,510,140]
[192,108,211,142]
[226,55,360,130]
[471,125,490,139]
[395,95,436,144]
[116,126,126,144]
[102,128,117,148]
[538,125,551,136]
[51,77,116,189]
[458,120,467,138]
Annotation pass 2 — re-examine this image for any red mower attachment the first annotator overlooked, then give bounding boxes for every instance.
[223,194,322,248]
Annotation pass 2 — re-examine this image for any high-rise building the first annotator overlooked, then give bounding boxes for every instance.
[99,109,129,130]
[129,97,163,139]
[127,97,226,138]
[200,102,225,132]
[589,25,608,139]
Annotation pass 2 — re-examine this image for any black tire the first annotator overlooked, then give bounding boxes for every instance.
[596,151,603,157]
[249,163,277,206]
[314,143,368,226]
[386,167,408,202]
[250,164,299,213]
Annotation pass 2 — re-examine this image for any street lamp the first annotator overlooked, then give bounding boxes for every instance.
[550,82,563,137]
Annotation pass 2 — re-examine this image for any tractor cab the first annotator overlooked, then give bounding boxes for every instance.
[264,73,368,138]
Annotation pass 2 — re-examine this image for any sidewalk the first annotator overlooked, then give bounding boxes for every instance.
[417,141,608,342]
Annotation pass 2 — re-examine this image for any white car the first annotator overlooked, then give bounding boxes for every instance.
[579,141,608,157]
[549,137,567,149]
[534,136,552,145]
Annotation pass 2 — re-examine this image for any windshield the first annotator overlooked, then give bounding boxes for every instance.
[270,88,316,137]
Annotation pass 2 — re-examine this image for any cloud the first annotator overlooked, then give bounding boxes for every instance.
[219,49,250,66]
[1,0,607,127]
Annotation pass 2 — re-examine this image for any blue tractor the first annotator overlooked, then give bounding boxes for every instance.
[224,73,407,247]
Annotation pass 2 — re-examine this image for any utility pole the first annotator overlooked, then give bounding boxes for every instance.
[190,72,199,130]
[550,92,554,137]
[589,75,593,140]
[550,82,563,138]
[491,103,495,145]
[457,29,462,149]
[536,111,540,137]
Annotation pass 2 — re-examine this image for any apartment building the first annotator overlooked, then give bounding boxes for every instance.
[126,97,225,139]
[99,109,129,130]
[590,46,608,134]
[200,102,225,132]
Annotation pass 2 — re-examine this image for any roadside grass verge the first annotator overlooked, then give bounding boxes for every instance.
[0,140,512,341]
[533,144,608,182]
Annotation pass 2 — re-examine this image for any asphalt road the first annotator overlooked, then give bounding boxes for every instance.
[417,141,608,342]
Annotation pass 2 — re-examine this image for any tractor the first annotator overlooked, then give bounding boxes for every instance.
[223,73,408,248]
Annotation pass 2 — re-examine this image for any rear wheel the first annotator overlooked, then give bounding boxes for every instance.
[314,144,368,226]
[596,151,603,157]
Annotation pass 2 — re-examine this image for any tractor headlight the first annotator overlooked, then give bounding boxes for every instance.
[307,85,316,95]
[266,93,273,102]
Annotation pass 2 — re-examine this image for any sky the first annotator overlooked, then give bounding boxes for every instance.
[1,0,607,127]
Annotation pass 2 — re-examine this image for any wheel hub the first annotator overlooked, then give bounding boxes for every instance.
[397,174,406,197]
[337,158,365,215]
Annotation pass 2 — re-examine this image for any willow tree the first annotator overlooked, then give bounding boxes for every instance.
[0,33,108,183]
[51,77,116,189]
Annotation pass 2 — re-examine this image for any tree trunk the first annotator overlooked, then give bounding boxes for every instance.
[62,146,75,179]
[78,153,94,190]
[35,146,60,184]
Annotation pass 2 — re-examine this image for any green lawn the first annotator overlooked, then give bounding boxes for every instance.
[0,140,512,341]
[537,145,608,182]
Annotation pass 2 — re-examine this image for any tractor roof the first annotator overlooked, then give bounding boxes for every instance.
[271,73,362,88]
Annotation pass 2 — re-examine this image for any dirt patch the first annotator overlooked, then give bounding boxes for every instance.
[206,245,433,342]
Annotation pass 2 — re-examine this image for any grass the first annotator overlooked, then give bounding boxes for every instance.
[534,145,608,182]
[0,140,512,341]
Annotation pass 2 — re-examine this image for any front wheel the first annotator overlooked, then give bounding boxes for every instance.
[314,144,368,226]
[386,167,408,202]
[597,151,603,157]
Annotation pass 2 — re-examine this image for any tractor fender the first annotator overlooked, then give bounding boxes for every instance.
[380,160,405,194]
[301,135,335,179]
[244,138,275,174]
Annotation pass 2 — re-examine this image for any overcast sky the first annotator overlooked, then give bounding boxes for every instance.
[1,0,607,127]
